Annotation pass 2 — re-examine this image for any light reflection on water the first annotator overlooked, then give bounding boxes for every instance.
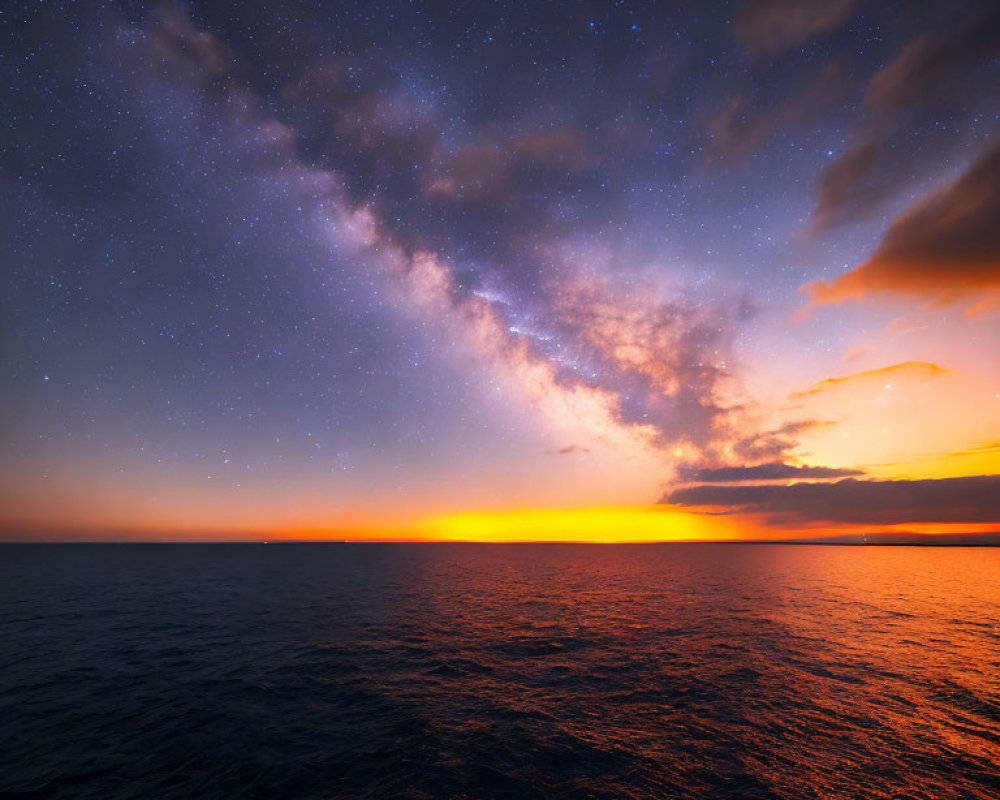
[1,543,998,799]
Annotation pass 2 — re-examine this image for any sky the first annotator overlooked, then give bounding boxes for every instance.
[2,0,999,541]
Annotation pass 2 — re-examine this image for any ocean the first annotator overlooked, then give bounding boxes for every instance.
[1,543,998,799]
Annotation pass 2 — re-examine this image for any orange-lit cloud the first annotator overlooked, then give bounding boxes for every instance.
[541,261,750,462]
[806,142,1000,314]
[790,361,949,399]
[554,444,590,455]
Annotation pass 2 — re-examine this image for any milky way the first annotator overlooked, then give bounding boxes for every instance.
[2,1,998,535]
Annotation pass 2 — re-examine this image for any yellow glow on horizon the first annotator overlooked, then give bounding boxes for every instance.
[417,505,753,543]
[862,446,1000,481]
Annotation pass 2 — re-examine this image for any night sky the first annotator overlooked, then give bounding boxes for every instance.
[3,0,999,539]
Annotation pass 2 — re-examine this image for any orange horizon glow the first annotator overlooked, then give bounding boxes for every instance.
[2,504,996,543]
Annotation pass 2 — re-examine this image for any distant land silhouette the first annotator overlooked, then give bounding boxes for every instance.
[743,532,1000,546]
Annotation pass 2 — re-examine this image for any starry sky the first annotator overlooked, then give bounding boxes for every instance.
[2,0,999,540]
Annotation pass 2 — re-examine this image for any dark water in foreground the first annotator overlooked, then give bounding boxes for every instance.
[1,544,998,799]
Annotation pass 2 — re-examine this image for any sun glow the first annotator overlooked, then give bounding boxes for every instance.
[419,505,751,543]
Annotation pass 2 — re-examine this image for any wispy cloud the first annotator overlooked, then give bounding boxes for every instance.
[698,61,847,166]
[553,444,590,455]
[864,16,1000,112]
[727,420,834,465]
[732,0,863,57]
[789,361,949,399]
[678,462,863,483]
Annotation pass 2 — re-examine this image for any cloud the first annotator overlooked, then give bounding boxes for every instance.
[145,4,241,86]
[699,61,847,165]
[554,444,590,455]
[541,262,748,458]
[809,9,1000,231]
[728,419,832,465]
[864,13,1000,113]
[806,142,1000,313]
[842,345,868,362]
[423,127,595,203]
[665,475,1000,524]
[513,130,595,171]
[789,361,949,399]
[809,138,894,231]
[732,0,862,56]
[949,439,1000,457]
[680,462,862,483]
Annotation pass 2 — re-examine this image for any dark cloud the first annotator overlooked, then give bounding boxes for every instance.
[680,463,862,483]
[809,138,893,232]
[727,420,832,466]
[665,475,1000,524]
[277,62,442,221]
[423,127,595,205]
[513,130,595,171]
[864,13,1000,112]
[554,444,590,455]
[807,141,1000,313]
[732,0,862,56]
[809,8,1000,231]
[146,4,242,87]
[699,61,847,165]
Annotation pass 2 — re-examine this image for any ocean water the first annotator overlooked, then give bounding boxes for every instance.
[1,543,998,800]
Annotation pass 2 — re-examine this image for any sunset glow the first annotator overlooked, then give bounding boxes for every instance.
[4,5,1000,797]
[421,506,749,543]
[2,1,998,542]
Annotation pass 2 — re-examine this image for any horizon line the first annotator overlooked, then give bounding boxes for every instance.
[2,537,998,547]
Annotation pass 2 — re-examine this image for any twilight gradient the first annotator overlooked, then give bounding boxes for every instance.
[2,1,998,539]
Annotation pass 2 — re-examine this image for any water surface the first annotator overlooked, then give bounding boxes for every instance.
[2,543,998,798]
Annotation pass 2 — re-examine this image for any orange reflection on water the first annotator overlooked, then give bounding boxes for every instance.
[318,543,1000,798]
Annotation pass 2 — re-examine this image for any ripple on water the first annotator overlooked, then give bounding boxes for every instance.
[1,542,998,799]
